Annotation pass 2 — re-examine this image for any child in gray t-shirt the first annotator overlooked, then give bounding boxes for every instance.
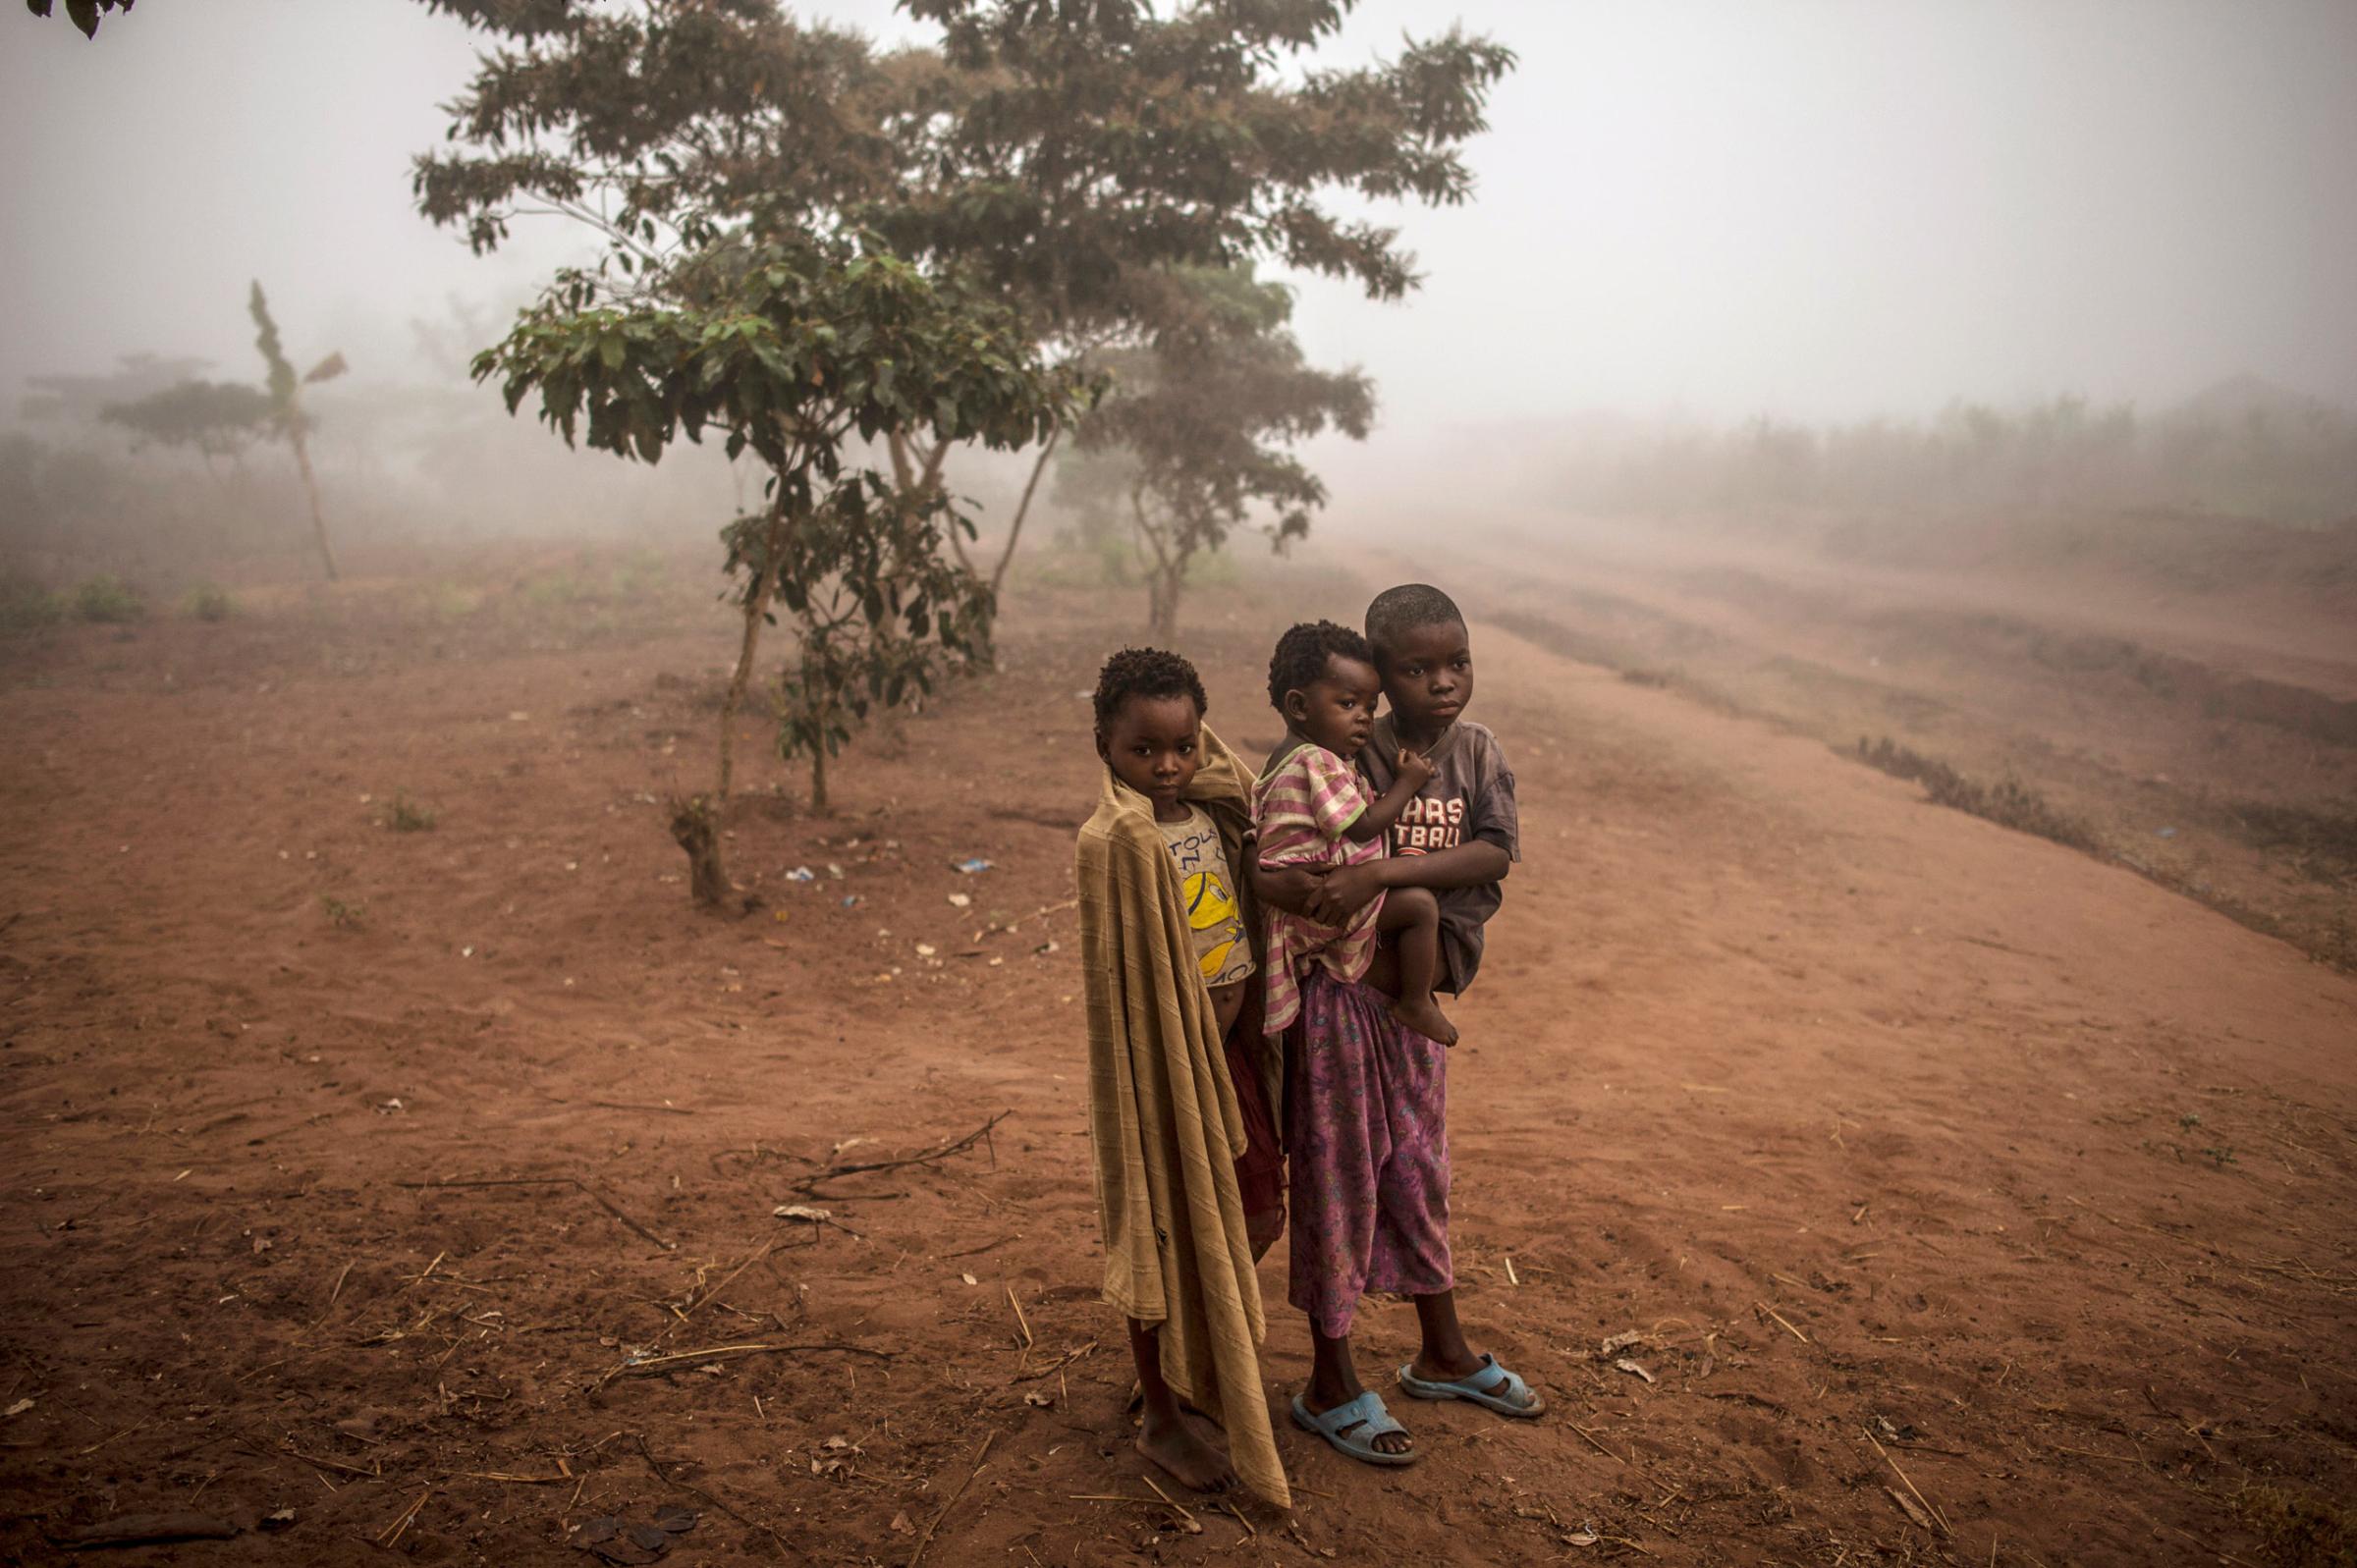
[1252,584,1539,1468]
[1357,709,1517,996]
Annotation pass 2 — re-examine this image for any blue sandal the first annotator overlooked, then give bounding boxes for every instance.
[1289,1389,1419,1467]
[1397,1353,1545,1418]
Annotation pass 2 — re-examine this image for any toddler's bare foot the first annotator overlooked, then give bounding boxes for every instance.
[1136,1411,1237,1493]
[1391,993,1458,1048]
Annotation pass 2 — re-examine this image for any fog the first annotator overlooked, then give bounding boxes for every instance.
[5,0,2356,546]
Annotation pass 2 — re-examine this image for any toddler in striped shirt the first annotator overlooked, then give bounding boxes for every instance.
[1251,621,1456,1048]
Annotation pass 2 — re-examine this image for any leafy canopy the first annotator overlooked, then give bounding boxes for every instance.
[473,229,1084,797]
[101,380,273,458]
[473,234,1076,481]
[414,0,1515,341]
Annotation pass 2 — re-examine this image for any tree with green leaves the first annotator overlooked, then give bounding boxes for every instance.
[247,283,349,581]
[100,379,273,474]
[413,0,1512,600]
[474,234,1075,899]
[1078,264,1373,635]
[25,0,133,38]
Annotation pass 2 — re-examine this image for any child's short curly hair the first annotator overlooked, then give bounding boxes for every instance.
[1266,620,1375,714]
[1365,583,1465,659]
[1092,646,1207,731]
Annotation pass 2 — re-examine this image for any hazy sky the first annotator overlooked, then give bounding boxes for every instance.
[6,0,2355,434]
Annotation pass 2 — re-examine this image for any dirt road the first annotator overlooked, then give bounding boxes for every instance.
[1429,516,2357,973]
[2,551,2351,1565]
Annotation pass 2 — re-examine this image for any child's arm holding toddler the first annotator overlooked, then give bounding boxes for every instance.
[1340,746,1433,842]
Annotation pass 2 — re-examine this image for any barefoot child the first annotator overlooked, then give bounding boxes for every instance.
[1077,648,1290,1506]
[1253,621,1458,1049]
[1256,586,1541,1468]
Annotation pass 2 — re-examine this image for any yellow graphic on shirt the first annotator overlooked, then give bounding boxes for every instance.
[1181,866,1243,983]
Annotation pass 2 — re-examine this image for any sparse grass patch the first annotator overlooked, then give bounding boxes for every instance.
[419,581,485,622]
[71,574,147,623]
[522,568,601,609]
[1854,735,2095,850]
[184,583,236,622]
[383,793,438,833]
[0,577,64,632]
[2224,797,2357,882]
[2235,1484,2356,1568]
[319,895,364,930]
[608,547,668,598]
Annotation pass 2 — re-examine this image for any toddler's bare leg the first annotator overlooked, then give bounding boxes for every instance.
[1375,888,1456,1046]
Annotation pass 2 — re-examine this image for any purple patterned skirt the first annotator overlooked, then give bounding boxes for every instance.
[1284,969,1453,1337]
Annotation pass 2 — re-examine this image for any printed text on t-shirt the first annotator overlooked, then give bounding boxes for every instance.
[1391,794,1465,854]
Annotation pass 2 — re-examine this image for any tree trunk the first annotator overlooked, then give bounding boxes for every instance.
[873,439,954,730]
[716,482,793,804]
[1130,484,1182,638]
[289,428,337,582]
[809,742,829,816]
[988,425,1062,597]
[668,795,730,909]
[911,432,975,576]
[1147,562,1183,638]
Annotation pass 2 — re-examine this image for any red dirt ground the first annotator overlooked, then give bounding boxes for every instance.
[2,546,2352,1566]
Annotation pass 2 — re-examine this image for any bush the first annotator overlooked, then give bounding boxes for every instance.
[72,574,146,623]
[384,793,438,833]
[185,584,235,622]
[0,577,64,632]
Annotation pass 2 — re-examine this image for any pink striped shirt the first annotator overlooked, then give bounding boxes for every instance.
[1252,742,1389,1035]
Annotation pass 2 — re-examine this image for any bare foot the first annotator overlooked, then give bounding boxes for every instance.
[1136,1412,1238,1492]
[1391,993,1458,1048]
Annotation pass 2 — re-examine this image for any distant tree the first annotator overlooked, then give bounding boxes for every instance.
[882,1,1507,591]
[25,0,134,38]
[474,234,1074,898]
[21,353,212,427]
[1079,265,1373,636]
[100,380,272,470]
[247,283,350,582]
[413,0,1512,604]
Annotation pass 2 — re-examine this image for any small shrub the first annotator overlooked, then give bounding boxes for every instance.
[320,895,364,929]
[185,584,235,622]
[0,577,64,632]
[384,793,438,833]
[2227,797,2357,881]
[72,575,146,623]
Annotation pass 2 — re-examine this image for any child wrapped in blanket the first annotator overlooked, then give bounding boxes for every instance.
[1076,648,1289,1505]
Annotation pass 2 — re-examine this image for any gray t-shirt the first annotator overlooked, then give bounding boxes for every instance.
[1360,716,1519,995]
